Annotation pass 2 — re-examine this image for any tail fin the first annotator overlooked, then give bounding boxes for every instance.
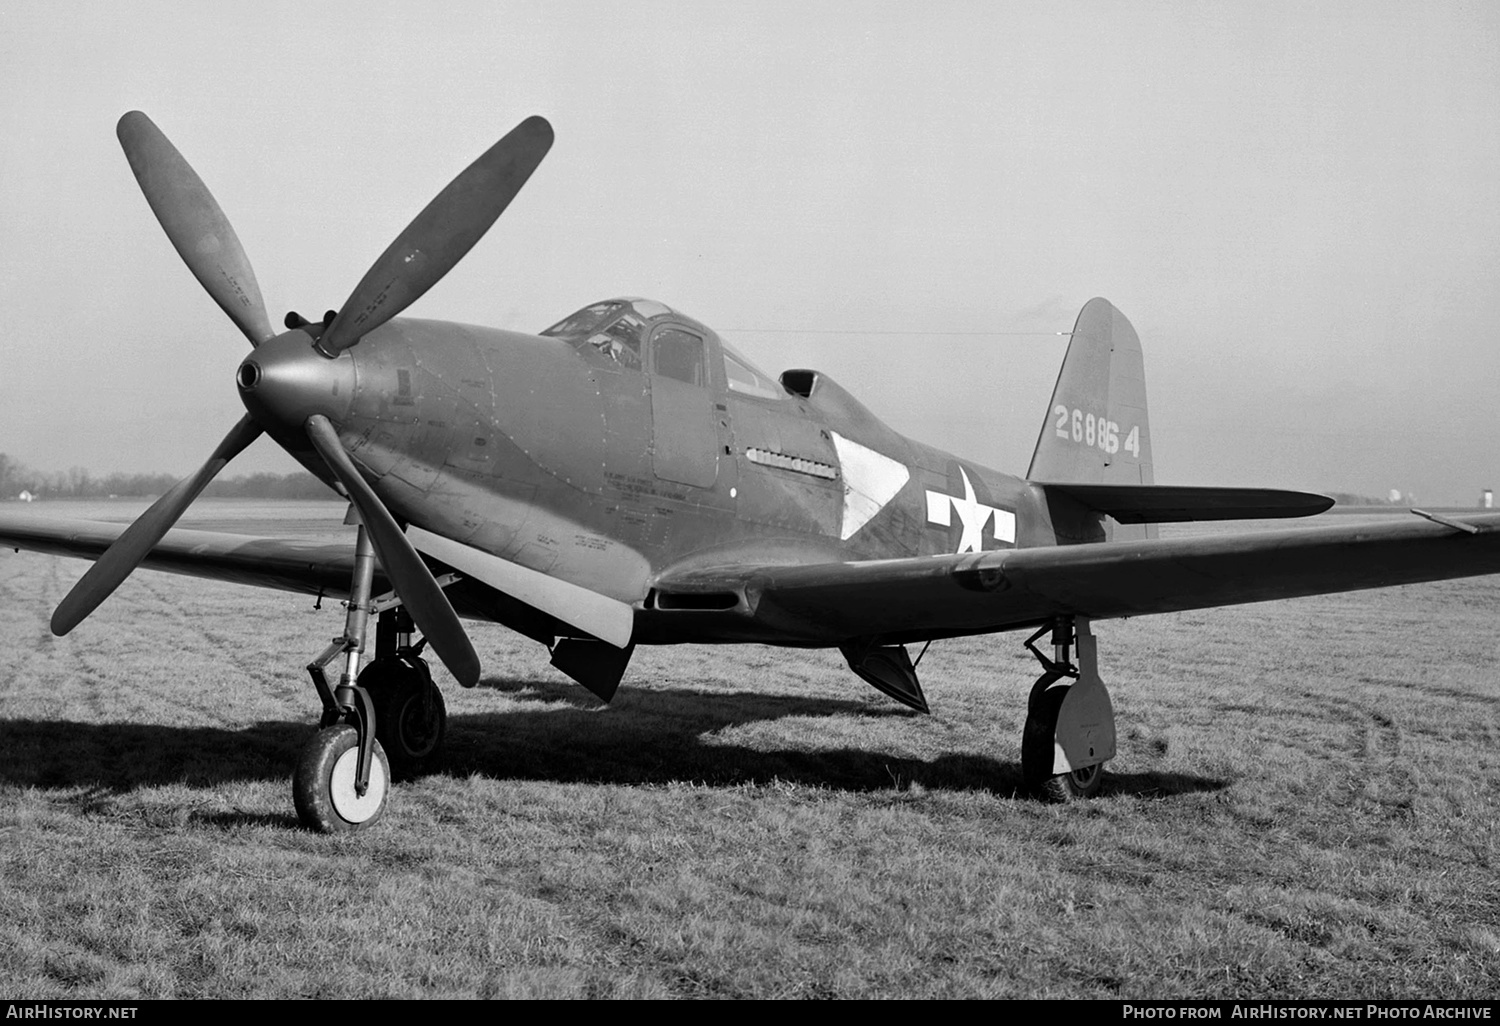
[1027,301,1329,542]
[1028,298,1153,486]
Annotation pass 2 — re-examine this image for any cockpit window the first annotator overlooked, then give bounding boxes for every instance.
[722,340,785,400]
[544,300,785,397]
[653,327,705,386]
[541,301,624,339]
[630,299,673,320]
[543,298,681,339]
[543,301,650,369]
[585,313,646,368]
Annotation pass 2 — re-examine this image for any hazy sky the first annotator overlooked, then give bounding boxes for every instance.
[3,1,1498,504]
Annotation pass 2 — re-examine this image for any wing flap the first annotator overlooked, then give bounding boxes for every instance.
[407,526,635,648]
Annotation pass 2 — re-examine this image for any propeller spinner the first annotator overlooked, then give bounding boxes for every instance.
[53,111,553,688]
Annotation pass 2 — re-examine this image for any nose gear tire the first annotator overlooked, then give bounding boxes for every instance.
[294,724,391,832]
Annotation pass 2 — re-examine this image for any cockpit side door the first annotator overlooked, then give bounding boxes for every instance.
[648,323,719,488]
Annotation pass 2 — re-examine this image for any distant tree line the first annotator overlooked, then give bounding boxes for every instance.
[1325,491,1402,507]
[0,453,335,501]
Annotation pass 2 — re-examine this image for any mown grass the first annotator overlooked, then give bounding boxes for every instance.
[1,502,1497,998]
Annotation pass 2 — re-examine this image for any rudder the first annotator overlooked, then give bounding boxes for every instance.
[1028,298,1153,486]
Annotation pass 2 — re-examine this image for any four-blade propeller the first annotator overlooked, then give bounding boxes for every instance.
[53,110,554,689]
[116,112,275,348]
[318,116,552,356]
[51,415,263,636]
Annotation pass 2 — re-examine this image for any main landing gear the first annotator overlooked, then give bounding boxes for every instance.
[295,521,451,832]
[1021,617,1116,801]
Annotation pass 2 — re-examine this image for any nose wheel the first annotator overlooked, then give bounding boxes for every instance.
[294,725,391,832]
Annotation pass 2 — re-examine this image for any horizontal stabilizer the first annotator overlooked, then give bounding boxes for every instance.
[1036,483,1332,524]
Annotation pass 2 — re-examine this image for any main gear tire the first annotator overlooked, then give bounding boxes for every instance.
[359,657,447,780]
[1022,683,1106,802]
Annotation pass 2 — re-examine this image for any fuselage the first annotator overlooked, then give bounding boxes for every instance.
[236,299,1098,645]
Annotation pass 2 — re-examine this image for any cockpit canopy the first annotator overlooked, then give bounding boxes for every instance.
[542,298,785,400]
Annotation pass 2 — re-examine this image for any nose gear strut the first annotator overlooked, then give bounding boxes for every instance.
[295,515,458,830]
[297,521,387,831]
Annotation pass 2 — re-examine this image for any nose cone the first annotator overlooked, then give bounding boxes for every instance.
[236,330,356,431]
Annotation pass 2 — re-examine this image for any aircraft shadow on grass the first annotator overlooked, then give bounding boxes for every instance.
[0,678,1227,806]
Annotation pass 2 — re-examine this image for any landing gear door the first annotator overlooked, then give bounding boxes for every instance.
[649,326,718,488]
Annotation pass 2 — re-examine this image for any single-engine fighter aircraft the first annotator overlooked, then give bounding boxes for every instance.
[4,112,1500,832]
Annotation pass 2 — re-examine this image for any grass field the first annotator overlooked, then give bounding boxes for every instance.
[1,500,1497,998]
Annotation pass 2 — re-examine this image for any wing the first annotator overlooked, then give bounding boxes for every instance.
[661,513,1500,643]
[0,514,361,598]
[0,514,602,644]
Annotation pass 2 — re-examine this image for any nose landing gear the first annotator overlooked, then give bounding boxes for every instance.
[295,520,453,831]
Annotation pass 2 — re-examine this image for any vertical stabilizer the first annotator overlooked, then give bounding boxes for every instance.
[1028,298,1153,486]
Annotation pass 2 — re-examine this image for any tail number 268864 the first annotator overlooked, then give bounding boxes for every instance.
[1054,405,1140,457]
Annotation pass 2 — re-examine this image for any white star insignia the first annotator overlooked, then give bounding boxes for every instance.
[925,467,1015,553]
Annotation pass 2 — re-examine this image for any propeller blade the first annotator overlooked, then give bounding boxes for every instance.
[304,415,481,686]
[52,415,264,635]
[318,115,554,355]
[117,111,275,347]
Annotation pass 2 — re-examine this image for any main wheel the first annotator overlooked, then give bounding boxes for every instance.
[1022,683,1106,802]
[359,657,447,780]
[1058,761,1104,799]
[294,725,390,832]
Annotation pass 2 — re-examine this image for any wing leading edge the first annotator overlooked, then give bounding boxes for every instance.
[0,515,363,599]
[0,515,627,647]
[680,513,1500,644]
